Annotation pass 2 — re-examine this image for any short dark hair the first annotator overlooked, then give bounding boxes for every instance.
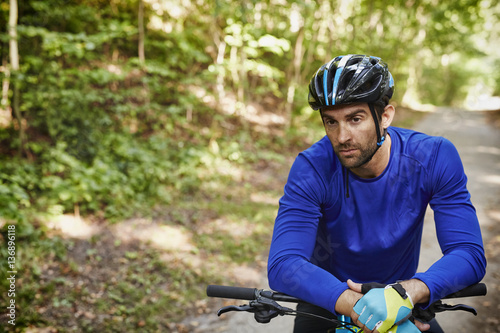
[372,96,390,121]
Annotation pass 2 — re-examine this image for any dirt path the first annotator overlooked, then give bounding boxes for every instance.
[413,108,500,333]
[185,108,500,333]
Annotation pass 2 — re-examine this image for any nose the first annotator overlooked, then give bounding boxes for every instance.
[337,123,351,144]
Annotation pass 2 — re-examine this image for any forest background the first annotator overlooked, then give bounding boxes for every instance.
[0,0,499,332]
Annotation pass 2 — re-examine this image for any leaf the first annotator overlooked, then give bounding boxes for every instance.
[125,251,138,260]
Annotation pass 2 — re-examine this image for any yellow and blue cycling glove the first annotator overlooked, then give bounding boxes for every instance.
[353,284,415,333]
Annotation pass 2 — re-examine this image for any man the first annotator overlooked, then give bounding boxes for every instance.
[267,54,486,333]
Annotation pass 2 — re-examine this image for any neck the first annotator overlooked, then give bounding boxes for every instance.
[349,133,392,178]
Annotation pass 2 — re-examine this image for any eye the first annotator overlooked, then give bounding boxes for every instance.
[351,117,362,123]
[324,118,337,126]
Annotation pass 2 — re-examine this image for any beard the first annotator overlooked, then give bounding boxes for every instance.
[333,140,379,169]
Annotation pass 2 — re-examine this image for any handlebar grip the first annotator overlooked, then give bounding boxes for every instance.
[207,285,258,301]
[443,283,487,299]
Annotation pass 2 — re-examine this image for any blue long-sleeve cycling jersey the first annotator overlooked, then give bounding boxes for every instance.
[267,126,486,314]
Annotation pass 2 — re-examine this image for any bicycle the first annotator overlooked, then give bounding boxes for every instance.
[206,282,487,332]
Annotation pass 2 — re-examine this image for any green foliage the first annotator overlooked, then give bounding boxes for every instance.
[419,54,475,106]
[0,219,68,328]
[0,161,33,221]
[0,0,499,331]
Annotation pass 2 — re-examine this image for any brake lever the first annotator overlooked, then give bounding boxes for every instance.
[412,300,478,322]
[217,304,254,316]
[216,293,295,324]
[433,303,477,316]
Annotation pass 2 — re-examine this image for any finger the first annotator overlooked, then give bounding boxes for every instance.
[350,310,360,328]
[352,315,372,333]
[347,279,363,293]
[414,319,431,331]
[356,322,372,333]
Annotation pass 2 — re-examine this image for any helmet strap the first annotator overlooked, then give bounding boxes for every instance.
[368,103,386,146]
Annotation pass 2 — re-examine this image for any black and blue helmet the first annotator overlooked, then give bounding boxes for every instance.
[308,54,394,110]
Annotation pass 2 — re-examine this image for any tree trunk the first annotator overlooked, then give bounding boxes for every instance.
[138,0,145,66]
[285,27,305,129]
[237,46,246,115]
[214,29,226,103]
[9,0,19,71]
[9,0,24,154]
[0,58,12,127]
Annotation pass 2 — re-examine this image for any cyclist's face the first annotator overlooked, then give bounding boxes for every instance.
[321,103,379,170]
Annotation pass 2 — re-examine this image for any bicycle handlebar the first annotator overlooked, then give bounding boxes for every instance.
[207,283,487,327]
[443,283,487,299]
[206,285,258,301]
[206,282,487,302]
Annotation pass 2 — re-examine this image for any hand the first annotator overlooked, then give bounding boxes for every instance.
[348,280,430,332]
[351,282,414,333]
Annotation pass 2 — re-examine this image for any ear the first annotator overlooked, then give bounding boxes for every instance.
[381,104,395,129]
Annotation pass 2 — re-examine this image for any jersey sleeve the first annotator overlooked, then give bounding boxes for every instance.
[267,152,348,314]
[412,138,486,305]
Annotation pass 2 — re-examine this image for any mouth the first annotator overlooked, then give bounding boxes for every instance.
[338,148,358,156]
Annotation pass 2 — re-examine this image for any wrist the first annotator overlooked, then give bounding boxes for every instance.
[335,289,362,316]
[400,279,430,304]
